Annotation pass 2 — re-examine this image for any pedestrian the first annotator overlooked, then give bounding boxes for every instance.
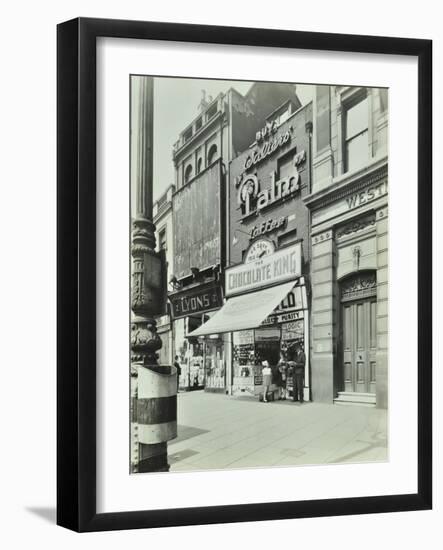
[173,355,181,392]
[262,360,272,403]
[292,342,306,403]
[277,351,287,400]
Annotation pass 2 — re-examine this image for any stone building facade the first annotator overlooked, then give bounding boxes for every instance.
[304,85,388,407]
[152,184,175,366]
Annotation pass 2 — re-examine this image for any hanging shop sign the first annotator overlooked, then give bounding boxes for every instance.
[237,151,306,218]
[168,281,223,320]
[226,242,302,297]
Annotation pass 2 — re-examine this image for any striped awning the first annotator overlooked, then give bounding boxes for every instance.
[187,280,296,337]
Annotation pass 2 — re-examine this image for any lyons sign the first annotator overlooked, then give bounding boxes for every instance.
[168,282,223,320]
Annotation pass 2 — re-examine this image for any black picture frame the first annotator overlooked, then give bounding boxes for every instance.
[57,17,432,532]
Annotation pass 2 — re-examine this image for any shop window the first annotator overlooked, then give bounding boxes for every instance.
[184,164,193,184]
[343,95,369,173]
[207,144,218,165]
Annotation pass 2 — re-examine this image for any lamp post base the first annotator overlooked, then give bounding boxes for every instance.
[138,442,170,473]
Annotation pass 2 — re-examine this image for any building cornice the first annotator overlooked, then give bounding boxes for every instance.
[173,111,225,162]
[303,156,388,212]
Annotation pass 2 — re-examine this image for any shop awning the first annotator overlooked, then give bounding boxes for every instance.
[187,280,296,337]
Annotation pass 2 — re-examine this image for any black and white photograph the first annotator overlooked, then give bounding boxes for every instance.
[1,0,436,543]
[130,76,389,474]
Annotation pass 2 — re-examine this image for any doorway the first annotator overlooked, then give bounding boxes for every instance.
[340,272,377,399]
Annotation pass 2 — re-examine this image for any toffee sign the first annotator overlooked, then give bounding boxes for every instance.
[226,243,302,297]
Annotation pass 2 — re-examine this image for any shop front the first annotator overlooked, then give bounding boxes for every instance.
[169,279,226,392]
[188,243,310,400]
[231,279,309,399]
[198,99,313,400]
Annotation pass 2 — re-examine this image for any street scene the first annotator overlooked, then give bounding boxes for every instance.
[130,76,389,474]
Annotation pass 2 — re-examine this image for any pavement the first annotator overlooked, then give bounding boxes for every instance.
[168,390,388,472]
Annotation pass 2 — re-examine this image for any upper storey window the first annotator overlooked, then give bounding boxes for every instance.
[206,102,217,121]
[184,164,193,184]
[183,126,193,143]
[344,95,368,173]
[207,144,218,166]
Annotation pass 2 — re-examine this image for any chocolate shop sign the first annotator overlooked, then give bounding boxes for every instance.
[168,282,223,320]
[226,243,302,297]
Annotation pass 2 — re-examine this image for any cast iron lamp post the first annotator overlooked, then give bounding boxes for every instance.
[131,76,177,473]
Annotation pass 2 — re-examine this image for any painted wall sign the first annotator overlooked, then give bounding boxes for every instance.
[255,120,278,143]
[261,285,305,326]
[168,282,223,319]
[312,180,388,227]
[173,161,221,279]
[250,216,287,240]
[243,128,292,171]
[226,242,302,297]
[261,309,304,326]
[238,152,306,219]
[345,182,387,210]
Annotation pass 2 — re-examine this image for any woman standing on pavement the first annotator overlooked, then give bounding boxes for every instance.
[262,360,272,402]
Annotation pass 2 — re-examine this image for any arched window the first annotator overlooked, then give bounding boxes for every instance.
[207,144,218,166]
[184,164,193,184]
[196,157,203,174]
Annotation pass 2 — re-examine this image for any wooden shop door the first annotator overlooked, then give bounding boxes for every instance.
[341,297,377,394]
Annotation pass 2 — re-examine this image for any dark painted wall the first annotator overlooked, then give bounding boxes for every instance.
[229,102,313,271]
[230,82,302,157]
[172,160,221,279]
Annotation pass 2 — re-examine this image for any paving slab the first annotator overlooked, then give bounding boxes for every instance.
[168,391,388,472]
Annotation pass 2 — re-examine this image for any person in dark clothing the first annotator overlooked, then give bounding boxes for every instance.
[292,343,306,403]
[173,355,181,392]
[277,351,288,400]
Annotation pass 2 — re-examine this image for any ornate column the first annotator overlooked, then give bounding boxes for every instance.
[131,76,177,473]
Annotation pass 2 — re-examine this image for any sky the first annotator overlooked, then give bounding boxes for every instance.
[131,76,314,210]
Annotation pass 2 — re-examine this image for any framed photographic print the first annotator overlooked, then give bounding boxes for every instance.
[57,18,432,532]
